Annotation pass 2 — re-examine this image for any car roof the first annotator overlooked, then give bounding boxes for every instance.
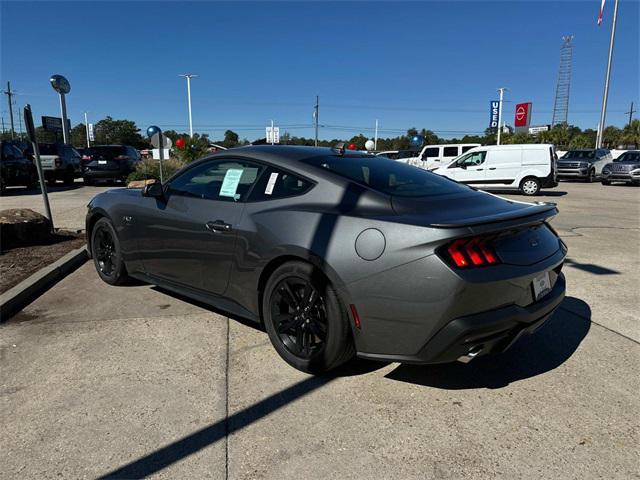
[189,145,376,180]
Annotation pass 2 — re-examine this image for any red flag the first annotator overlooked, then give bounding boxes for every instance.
[597,0,606,25]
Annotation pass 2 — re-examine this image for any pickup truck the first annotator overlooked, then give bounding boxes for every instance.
[27,143,82,185]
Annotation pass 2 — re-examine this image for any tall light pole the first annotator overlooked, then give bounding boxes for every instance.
[314,95,319,147]
[374,119,379,150]
[596,0,619,149]
[179,74,197,138]
[50,75,71,144]
[496,87,508,145]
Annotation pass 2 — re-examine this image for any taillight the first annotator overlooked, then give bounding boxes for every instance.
[82,155,91,161]
[114,155,130,161]
[442,236,500,268]
[54,157,62,167]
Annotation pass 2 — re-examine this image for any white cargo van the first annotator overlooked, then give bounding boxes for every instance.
[405,143,481,169]
[433,144,558,195]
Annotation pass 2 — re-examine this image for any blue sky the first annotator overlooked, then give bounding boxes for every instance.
[1,1,638,141]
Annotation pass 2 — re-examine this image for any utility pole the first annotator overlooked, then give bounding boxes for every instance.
[496,87,507,145]
[624,101,636,126]
[374,119,379,150]
[314,95,319,147]
[596,0,619,148]
[179,74,197,138]
[3,81,16,138]
[84,111,90,147]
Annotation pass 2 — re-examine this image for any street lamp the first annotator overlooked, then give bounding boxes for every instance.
[496,87,508,145]
[179,74,197,138]
[50,74,71,144]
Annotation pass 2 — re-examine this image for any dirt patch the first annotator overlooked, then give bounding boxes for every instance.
[0,231,86,294]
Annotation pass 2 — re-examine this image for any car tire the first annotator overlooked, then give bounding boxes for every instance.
[519,176,541,196]
[586,169,595,183]
[90,217,130,286]
[47,178,57,186]
[83,176,94,186]
[262,261,355,374]
[63,172,74,185]
[601,180,611,186]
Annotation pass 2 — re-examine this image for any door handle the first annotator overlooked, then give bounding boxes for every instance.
[489,167,497,170]
[474,168,484,171]
[206,220,232,232]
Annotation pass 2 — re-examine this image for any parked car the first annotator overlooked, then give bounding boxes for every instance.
[404,143,481,170]
[86,145,566,373]
[82,145,141,185]
[601,150,640,186]
[0,140,38,194]
[375,150,419,161]
[433,144,558,195]
[25,143,82,185]
[557,149,612,182]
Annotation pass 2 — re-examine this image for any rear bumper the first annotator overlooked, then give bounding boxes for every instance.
[83,168,132,179]
[357,271,566,365]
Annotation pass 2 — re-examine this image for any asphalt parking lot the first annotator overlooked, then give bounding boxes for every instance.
[1,181,639,479]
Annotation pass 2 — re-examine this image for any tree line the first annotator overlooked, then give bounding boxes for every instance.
[2,116,638,152]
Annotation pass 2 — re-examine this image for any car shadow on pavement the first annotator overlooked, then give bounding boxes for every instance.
[384,296,591,390]
[564,257,620,275]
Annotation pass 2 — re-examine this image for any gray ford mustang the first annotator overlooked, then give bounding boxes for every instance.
[86,145,567,373]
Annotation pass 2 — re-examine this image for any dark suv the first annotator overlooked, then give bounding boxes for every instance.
[557,149,612,182]
[1,140,38,194]
[82,145,141,185]
[601,151,640,186]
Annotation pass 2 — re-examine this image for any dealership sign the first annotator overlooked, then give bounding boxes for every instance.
[489,100,500,128]
[514,102,532,128]
[529,125,550,135]
[42,116,71,133]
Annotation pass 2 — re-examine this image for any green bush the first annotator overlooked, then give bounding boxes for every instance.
[127,157,185,183]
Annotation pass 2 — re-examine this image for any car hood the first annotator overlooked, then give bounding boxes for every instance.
[391,190,557,228]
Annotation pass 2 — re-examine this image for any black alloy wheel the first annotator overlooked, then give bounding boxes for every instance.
[271,277,328,359]
[91,217,129,285]
[263,261,355,373]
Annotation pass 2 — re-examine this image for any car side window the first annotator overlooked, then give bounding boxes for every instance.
[167,159,263,202]
[422,147,439,158]
[455,151,486,167]
[443,146,458,157]
[248,167,313,201]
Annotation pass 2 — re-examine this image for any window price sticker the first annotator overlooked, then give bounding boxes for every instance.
[265,172,279,195]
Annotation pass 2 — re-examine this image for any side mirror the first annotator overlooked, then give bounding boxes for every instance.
[142,181,164,199]
[460,164,467,169]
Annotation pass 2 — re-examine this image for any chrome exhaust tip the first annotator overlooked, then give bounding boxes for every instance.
[457,346,483,364]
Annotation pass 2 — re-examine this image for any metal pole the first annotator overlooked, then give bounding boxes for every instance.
[59,93,70,144]
[158,130,164,183]
[596,0,619,149]
[24,105,53,229]
[18,108,23,138]
[270,119,274,145]
[496,87,506,145]
[84,112,90,147]
[5,81,15,138]
[186,76,193,138]
[314,95,319,147]
[374,119,378,150]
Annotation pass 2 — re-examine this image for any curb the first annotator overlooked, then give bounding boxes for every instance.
[0,246,89,322]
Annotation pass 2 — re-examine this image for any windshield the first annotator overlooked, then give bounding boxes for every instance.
[300,155,469,197]
[562,150,595,160]
[614,152,640,162]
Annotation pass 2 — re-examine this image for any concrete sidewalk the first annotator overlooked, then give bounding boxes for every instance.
[1,263,638,479]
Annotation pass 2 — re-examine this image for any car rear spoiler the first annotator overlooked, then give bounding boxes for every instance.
[429,203,558,228]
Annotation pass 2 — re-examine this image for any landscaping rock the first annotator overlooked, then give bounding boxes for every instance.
[0,209,52,251]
